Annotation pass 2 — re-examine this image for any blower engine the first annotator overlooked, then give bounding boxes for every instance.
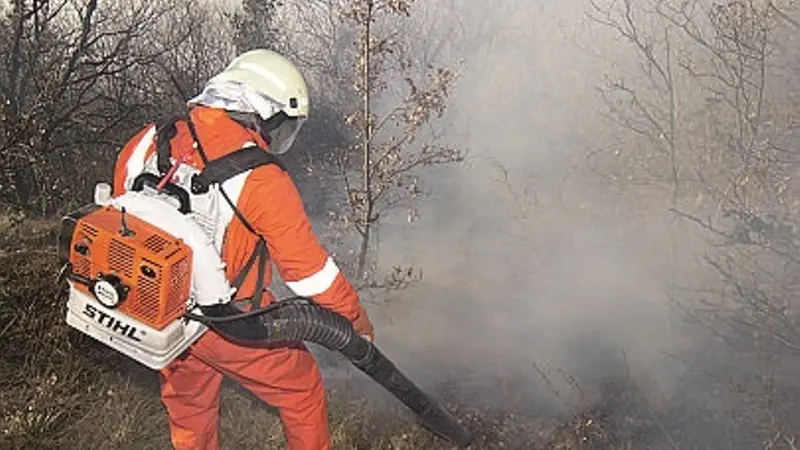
[58,202,209,369]
[57,182,472,448]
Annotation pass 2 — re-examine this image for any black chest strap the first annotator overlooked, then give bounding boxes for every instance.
[154,114,183,175]
[190,146,286,195]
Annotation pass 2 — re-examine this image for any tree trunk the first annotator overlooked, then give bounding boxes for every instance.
[357,224,370,278]
[357,1,373,278]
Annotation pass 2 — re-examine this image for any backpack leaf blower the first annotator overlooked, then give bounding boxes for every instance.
[57,184,471,448]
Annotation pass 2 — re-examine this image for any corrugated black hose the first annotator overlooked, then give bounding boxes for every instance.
[185,297,472,448]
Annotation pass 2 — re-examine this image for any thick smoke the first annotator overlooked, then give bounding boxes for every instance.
[261,0,685,405]
[360,0,695,404]
[255,0,795,446]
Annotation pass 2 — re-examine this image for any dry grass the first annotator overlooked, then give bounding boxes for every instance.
[0,212,59,254]
[0,219,658,450]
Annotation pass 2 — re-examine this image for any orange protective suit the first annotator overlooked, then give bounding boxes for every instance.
[112,106,373,450]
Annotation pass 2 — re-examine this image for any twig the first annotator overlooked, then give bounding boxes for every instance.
[532,360,571,414]
[0,314,19,340]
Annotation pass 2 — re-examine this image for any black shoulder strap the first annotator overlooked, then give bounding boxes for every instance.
[190,146,286,195]
[154,115,184,175]
[181,113,284,311]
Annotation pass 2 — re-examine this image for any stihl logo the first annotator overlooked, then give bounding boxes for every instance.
[82,304,143,342]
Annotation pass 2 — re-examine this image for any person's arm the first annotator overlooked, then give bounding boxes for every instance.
[240,165,375,340]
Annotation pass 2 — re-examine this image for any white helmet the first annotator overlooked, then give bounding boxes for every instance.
[188,49,309,154]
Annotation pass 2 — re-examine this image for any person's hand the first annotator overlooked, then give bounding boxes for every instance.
[352,304,375,343]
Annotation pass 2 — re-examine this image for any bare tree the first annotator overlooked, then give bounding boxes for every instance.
[153,1,237,104]
[0,0,201,216]
[587,0,798,211]
[229,0,285,54]
[587,0,800,443]
[338,0,465,279]
[271,1,466,283]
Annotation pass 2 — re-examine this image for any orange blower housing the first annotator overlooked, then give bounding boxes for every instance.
[60,204,193,331]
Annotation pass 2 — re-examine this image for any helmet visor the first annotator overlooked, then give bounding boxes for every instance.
[267,116,306,154]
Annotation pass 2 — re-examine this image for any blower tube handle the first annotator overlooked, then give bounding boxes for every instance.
[130,173,191,214]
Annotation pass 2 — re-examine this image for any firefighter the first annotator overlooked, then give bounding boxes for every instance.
[112,49,375,450]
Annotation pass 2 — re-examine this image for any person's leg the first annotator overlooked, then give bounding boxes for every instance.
[159,336,224,450]
[204,332,331,450]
